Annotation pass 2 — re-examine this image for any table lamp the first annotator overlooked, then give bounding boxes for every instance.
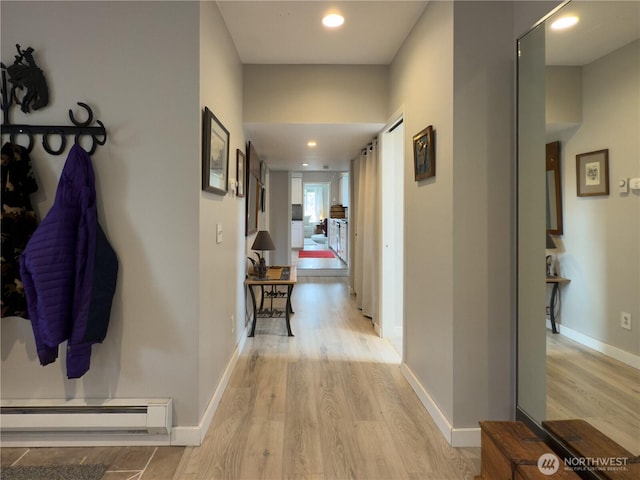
[546,233,556,277]
[251,230,275,279]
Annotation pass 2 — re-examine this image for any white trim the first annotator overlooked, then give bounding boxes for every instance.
[550,322,640,370]
[172,323,249,446]
[400,363,480,448]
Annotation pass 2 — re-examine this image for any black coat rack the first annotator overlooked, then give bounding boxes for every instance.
[0,44,107,155]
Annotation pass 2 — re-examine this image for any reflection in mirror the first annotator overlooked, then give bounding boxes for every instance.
[247,175,259,235]
[546,141,563,235]
[246,142,262,236]
[517,0,639,460]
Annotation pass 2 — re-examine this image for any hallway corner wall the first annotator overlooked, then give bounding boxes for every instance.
[198,0,248,437]
[389,0,563,446]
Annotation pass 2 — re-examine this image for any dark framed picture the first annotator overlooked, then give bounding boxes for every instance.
[413,125,435,181]
[236,149,246,197]
[202,106,229,195]
[576,149,609,197]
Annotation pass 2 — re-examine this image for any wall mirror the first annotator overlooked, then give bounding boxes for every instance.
[517,0,639,470]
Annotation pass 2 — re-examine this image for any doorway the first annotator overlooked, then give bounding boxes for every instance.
[291,179,349,276]
[380,115,404,357]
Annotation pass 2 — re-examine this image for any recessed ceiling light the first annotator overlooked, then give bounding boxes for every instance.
[551,16,579,30]
[302,163,309,167]
[307,140,317,147]
[322,13,344,28]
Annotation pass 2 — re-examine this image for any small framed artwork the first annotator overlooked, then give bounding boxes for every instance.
[576,149,609,197]
[413,125,435,181]
[236,149,246,197]
[202,106,229,195]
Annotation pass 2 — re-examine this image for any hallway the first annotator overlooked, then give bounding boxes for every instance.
[173,277,479,479]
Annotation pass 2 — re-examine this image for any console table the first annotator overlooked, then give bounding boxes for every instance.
[547,276,570,334]
[246,266,296,337]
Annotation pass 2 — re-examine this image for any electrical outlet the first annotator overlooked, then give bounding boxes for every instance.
[621,312,631,330]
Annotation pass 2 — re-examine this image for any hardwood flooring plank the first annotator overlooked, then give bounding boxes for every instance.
[283,360,324,478]
[547,332,640,455]
[239,418,284,480]
[352,420,408,480]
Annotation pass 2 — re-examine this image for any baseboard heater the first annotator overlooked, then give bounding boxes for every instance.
[0,398,172,435]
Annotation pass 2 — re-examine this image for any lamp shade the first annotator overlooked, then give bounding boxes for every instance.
[252,230,275,251]
[546,233,556,249]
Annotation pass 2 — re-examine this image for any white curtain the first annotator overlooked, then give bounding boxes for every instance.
[352,139,380,321]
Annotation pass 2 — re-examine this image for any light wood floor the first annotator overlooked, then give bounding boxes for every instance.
[174,276,479,479]
[1,277,479,479]
[547,332,640,455]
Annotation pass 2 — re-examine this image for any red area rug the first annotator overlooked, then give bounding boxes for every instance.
[298,249,335,259]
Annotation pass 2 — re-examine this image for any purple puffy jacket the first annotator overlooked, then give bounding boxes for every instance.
[20,145,118,378]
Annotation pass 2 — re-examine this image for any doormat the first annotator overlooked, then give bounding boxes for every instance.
[298,249,335,259]
[1,464,108,480]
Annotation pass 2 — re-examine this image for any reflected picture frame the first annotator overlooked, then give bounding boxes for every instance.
[576,149,609,197]
[413,125,435,181]
[236,149,246,197]
[202,106,229,195]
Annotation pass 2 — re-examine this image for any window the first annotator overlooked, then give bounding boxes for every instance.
[303,183,329,222]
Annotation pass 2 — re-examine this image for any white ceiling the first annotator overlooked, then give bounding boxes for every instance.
[545,1,640,66]
[217,1,429,65]
[216,1,639,172]
[217,0,428,171]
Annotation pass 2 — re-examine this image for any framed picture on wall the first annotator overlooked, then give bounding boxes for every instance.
[202,107,229,195]
[576,149,609,197]
[236,149,246,197]
[413,125,435,181]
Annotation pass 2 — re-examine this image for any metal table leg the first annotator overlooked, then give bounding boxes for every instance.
[285,284,294,337]
[549,282,560,334]
[248,285,258,337]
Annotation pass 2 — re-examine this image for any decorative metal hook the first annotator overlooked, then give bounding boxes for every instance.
[0,46,107,156]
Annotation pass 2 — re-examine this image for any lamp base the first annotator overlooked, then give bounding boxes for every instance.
[256,258,268,279]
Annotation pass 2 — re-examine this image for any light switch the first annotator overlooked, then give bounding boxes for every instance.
[216,224,223,244]
[618,178,628,194]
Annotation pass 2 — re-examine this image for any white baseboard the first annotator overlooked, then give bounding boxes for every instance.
[550,321,640,370]
[400,364,480,448]
[171,323,249,446]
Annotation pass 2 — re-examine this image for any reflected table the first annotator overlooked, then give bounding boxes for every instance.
[547,276,570,334]
[245,266,296,337]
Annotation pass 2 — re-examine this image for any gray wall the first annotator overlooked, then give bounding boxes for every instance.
[1,0,247,441]
[269,171,291,265]
[243,65,388,124]
[390,0,562,440]
[554,40,640,356]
